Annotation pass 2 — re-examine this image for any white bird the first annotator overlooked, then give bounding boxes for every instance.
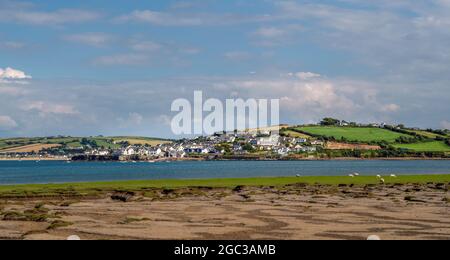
[349,174,355,178]
[390,174,397,178]
[376,175,382,179]
[354,173,360,176]
[380,178,385,184]
[296,174,301,178]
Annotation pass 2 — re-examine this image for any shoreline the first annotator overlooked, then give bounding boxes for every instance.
[1,175,449,198]
[0,156,449,162]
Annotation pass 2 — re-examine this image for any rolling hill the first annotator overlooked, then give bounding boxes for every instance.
[0,136,172,152]
[295,126,411,143]
[393,141,450,152]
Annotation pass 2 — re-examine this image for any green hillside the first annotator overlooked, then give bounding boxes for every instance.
[296,126,411,143]
[0,136,171,151]
[405,130,446,139]
[393,141,450,152]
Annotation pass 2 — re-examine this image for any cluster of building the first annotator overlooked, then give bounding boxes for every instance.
[84,131,325,160]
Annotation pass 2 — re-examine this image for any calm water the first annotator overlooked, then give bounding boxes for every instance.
[0,160,449,185]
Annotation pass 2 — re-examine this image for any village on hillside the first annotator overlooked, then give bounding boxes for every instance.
[1,118,449,161]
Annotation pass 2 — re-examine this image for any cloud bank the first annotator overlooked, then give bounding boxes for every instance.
[0,67,31,80]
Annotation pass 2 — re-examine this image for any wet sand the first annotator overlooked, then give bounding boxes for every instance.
[0,183,449,240]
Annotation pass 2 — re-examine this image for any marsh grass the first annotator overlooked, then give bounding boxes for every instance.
[118,217,150,225]
[2,211,52,222]
[1,203,60,222]
[47,220,73,230]
[0,175,449,199]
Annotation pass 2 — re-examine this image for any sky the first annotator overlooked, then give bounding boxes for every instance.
[1,0,450,138]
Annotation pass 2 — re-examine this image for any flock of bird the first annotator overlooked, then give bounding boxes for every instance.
[348,173,397,184]
[296,173,398,184]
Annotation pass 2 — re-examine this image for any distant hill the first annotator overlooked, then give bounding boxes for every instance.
[295,126,410,143]
[286,125,450,153]
[0,136,172,153]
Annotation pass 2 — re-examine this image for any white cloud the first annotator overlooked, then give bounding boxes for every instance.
[179,47,201,55]
[210,75,403,125]
[0,67,31,80]
[441,120,450,130]
[231,78,357,115]
[272,1,450,81]
[254,27,287,38]
[1,72,446,137]
[130,41,163,52]
[93,54,150,66]
[24,101,79,116]
[0,86,29,96]
[295,72,321,80]
[224,51,251,61]
[0,116,18,129]
[380,104,400,113]
[0,8,100,25]
[64,33,112,47]
[116,9,273,26]
[252,24,304,46]
[0,41,26,49]
[118,112,144,128]
[117,10,205,26]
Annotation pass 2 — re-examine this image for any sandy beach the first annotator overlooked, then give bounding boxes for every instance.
[0,183,448,240]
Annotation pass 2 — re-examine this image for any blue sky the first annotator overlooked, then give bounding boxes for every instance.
[1,0,450,137]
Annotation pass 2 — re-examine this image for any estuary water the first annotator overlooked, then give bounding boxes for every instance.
[0,160,449,185]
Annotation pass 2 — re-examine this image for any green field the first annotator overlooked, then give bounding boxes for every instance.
[0,136,171,151]
[405,130,446,139]
[0,175,449,198]
[296,126,411,143]
[393,141,450,152]
[281,130,312,139]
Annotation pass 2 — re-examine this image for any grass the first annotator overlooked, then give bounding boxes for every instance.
[47,220,73,230]
[0,144,62,153]
[111,137,172,146]
[0,175,449,198]
[0,136,171,151]
[118,217,150,225]
[393,141,450,152]
[296,126,412,143]
[405,130,446,139]
[1,203,57,222]
[282,130,312,139]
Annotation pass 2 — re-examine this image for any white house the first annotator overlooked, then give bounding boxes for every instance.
[85,149,110,156]
[311,140,324,146]
[148,148,162,157]
[122,146,137,156]
[277,147,291,156]
[137,148,149,156]
[168,148,186,158]
[185,146,210,154]
[303,146,317,152]
[96,150,110,156]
